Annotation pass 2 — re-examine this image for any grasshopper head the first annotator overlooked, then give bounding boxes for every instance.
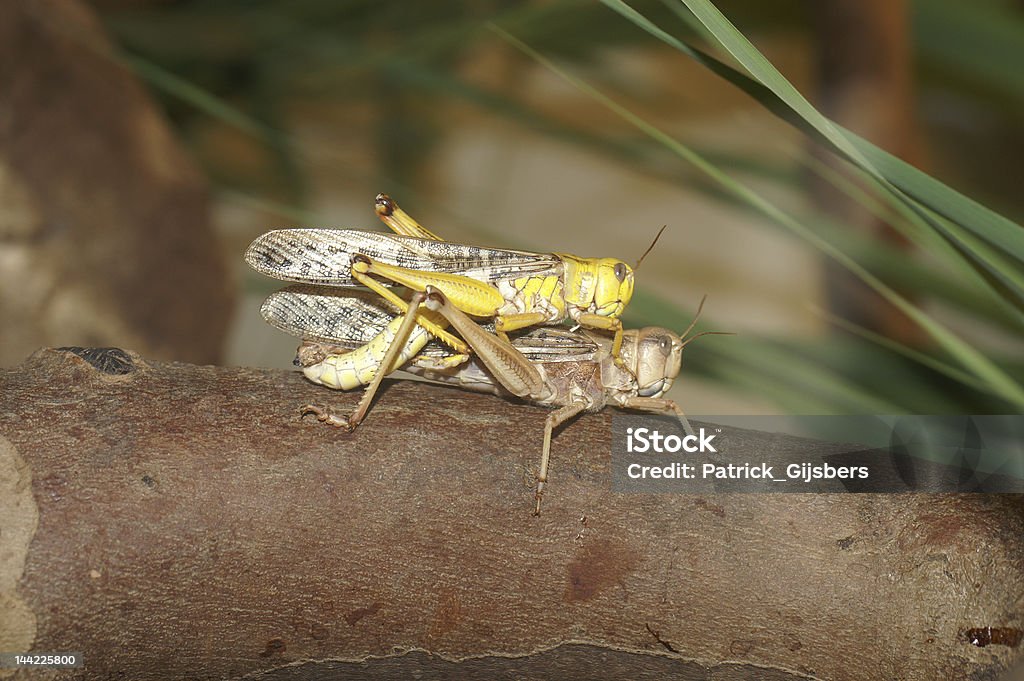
[629,328,684,398]
[624,296,731,398]
[593,258,634,317]
[560,256,634,318]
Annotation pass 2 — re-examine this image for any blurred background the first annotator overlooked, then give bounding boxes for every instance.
[2,0,1022,415]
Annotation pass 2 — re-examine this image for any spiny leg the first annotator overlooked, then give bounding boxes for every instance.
[425,287,583,513]
[349,256,469,354]
[535,402,588,516]
[423,288,548,400]
[622,396,694,437]
[301,289,428,432]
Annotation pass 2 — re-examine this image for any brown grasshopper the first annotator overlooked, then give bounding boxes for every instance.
[263,285,725,514]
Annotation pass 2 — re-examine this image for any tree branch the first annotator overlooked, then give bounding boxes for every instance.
[1,348,1021,680]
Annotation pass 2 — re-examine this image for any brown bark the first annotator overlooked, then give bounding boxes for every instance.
[0,0,233,367]
[1,348,1022,680]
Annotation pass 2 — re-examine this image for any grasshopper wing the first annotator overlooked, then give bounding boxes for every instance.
[260,286,400,347]
[507,327,600,364]
[262,285,463,364]
[246,229,560,286]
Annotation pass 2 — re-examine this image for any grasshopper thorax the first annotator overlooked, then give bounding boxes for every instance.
[559,255,635,319]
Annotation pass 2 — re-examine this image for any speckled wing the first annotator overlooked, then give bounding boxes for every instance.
[245,229,561,286]
[260,286,401,346]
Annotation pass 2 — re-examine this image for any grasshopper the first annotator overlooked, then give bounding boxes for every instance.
[261,284,723,514]
[246,195,663,367]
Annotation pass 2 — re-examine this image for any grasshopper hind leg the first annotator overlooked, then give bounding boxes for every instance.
[300,290,430,432]
[535,401,589,516]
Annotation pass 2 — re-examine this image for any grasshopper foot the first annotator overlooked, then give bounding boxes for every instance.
[533,481,545,516]
[300,404,356,432]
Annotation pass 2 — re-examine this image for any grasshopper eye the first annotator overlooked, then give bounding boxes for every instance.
[613,262,628,283]
[658,336,673,356]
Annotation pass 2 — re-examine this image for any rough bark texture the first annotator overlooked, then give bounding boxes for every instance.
[0,348,1022,681]
[0,0,233,367]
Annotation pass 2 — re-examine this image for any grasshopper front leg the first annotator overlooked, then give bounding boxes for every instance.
[574,313,625,364]
[621,396,694,437]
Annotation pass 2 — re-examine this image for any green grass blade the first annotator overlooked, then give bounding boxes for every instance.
[795,150,1024,320]
[800,213,1022,333]
[122,54,288,147]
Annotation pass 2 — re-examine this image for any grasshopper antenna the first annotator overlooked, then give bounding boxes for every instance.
[634,225,667,271]
[679,295,734,347]
[680,330,735,348]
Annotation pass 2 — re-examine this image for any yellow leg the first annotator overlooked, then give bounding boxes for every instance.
[494,312,550,342]
[354,257,506,317]
[374,193,444,241]
[575,313,625,363]
[350,258,470,355]
[302,290,429,432]
[356,256,507,317]
[413,352,472,370]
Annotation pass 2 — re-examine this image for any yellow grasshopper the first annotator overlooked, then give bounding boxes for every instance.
[260,284,723,513]
[246,195,662,365]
